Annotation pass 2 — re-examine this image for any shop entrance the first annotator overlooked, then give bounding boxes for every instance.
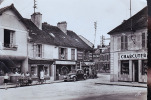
[132,61,138,82]
[38,65,44,78]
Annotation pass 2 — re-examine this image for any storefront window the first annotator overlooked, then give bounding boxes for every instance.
[121,61,129,75]
[44,67,48,76]
[31,67,37,76]
[142,60,147,75]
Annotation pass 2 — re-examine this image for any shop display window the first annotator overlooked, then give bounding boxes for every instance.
[31,67,37,76]
[44,67,48,76]
[121,60,129,75]
[142,60,147,75]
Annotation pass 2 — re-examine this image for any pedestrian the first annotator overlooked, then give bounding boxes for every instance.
[40,70,44,84]
[4,73,9,90]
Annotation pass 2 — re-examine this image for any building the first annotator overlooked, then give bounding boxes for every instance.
[93,45,110,73]
[0,4,29,84]
[108,7,147,82]
[0,4,93,83]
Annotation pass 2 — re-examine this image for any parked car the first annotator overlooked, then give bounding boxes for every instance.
[63,69,87,82]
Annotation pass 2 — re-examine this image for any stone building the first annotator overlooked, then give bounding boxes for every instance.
[108,7,147,82]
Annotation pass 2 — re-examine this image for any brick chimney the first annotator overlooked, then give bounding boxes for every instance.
[57,21,67,34]
[31,12,42,30]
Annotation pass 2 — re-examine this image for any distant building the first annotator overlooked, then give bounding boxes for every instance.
[108,7,147,83]
[93,45,110,73]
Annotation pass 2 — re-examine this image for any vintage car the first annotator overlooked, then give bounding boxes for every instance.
[63,69,87,82]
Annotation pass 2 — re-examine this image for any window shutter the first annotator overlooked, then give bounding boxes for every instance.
[125,36,128,50]
[59,47,61,59]
[10,32,13,46]
[121,36,124,50]
[65,48,68,60]
[142,33,145,48]
[42,45,44,58]
[117,37,121,51]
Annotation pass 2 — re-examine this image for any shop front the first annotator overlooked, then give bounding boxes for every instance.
[28,59,53,81]
[0,56,27,84]
[55,61,76,80]
[118,52,147,83]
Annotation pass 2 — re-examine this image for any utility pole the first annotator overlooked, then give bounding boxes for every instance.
[94,21,97,48]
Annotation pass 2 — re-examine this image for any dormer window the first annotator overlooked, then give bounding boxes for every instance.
[49,33,55,37]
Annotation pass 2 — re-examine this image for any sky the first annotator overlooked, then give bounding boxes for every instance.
[0,0,147,47]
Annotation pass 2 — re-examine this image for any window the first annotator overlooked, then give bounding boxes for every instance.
[31,67,37,76]
[44,66,48,76]
[36,44,42,58]
[142,60,147,75]
[59,48,67,60]
[121,60,129,75]
[142,33,147,48]
[4,29,16,48]
[71,49,75,60]
[121,35,128,50]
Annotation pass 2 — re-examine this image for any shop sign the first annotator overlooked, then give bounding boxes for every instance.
[120,53,147,60]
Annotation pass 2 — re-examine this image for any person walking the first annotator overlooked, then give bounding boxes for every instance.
[4,73,9,90]
[40,70,44,84]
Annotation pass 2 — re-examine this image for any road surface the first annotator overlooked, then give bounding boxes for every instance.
[0,75,147,100]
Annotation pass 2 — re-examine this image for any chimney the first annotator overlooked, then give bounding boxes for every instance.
[57,21,67,34]
[31,12,42,29]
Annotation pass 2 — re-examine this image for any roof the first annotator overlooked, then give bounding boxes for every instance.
[67,30,93,51]
[23,18,56,45]
[78,35,94,48]
[0,4,92,51]
[108,6,147,35]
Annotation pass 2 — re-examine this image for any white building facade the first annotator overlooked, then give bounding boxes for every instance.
[108,7,147,83]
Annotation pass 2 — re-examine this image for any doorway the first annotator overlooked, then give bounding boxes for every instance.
[132,61,138,82]
[38,65,44,78]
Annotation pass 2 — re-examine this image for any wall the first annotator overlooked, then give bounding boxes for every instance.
[0,10,28,59]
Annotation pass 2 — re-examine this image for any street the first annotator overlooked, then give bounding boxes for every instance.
[0,75,147,100]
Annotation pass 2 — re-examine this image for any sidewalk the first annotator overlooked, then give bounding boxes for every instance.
[95,73,147,88]
[0,80,64,89]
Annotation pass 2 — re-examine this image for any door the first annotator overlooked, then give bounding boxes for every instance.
[132,61,138,82]
[38,65,44,78]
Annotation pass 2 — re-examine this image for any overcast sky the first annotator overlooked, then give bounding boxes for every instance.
[0,0,147,47]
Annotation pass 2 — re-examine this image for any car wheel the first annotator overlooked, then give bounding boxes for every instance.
[64,80,67,82]
[73,77,76,82]
[83,76,87,80]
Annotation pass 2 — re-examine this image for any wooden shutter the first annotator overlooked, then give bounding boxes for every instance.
[121,36,124,50]
[42,44,44,58]
[59,47,61,59]
[65,48,68,60]
[125,36,128,50]
[142,33,145,48]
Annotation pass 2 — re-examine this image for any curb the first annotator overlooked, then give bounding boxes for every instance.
[95,83,147,88]
[0,80,64,89]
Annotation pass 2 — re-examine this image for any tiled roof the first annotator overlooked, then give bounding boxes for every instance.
[108,6,147,34]
[67,30,93,51]
[23,19,56,45]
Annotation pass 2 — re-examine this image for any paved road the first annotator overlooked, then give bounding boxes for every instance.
[0,75,147,100]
